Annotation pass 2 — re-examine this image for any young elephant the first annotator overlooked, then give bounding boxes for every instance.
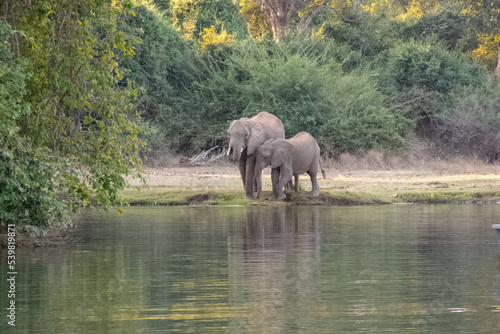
[255,132,326,200]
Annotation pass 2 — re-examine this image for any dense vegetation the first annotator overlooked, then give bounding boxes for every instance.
[2,0,500,231]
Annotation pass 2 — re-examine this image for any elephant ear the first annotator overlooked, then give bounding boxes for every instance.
[246,121,266,155]
[271,140,293,169]
[227,120,236,133]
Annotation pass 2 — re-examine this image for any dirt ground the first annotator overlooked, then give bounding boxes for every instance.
[125,158,500,204]
[129,166,500,190]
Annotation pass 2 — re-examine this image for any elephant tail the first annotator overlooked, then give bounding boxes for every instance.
[319,159,326,179]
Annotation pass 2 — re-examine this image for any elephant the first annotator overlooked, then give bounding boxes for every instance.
[255,132,326,200]
[227,111,285,199]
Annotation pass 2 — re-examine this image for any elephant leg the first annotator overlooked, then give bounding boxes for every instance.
[308,171,320,197]
[294,174,299,192]
[276,167,293,201]
[271,167,280,199]
[244,154,257,200]
[238,157,246,188]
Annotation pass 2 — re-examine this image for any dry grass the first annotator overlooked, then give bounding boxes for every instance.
[124,147,500,205]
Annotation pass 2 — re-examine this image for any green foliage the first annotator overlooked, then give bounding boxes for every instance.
[0,21,66,231]
[152,0,171,11]
[317,74,411,154]
[239,0,271,38]
[155,36,411,156]
[373,39,488,138]
[170,0,248,42]
[18,0,145,210]
[0,147,66,232]
[402,11,472,51]
[0,1,146,230]
[377,39,485,96]
[118,4,198,156]
[0,22,29,141]
[318,11,406,61]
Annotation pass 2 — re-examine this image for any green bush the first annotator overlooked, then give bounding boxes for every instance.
[0,147,67,232]
[318,12,406,62]
[170,0,247,42]
[402,11,471,51]
[157,37,411,156]
[375,39,487,134]
[317,75,411,154]
[376,39,485,96]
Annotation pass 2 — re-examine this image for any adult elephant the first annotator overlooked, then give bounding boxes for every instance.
[227,112,285,199]
[255,132,326,200]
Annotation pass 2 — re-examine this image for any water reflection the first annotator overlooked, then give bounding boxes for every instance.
[228,207,321,333]
[1,205,499,333]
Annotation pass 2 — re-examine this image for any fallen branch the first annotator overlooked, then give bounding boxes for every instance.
[179,146,227,167]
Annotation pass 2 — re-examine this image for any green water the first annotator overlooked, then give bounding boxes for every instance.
[1,205,500,333]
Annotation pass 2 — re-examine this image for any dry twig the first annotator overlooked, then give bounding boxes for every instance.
[179,146,226,167]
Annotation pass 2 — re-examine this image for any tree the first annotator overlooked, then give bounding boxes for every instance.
[461,0,500,78]
[254,0,309,41]
[169,0,247,42]
[253,0,351,42]
[1,0,146,230]
[240,0,272,38]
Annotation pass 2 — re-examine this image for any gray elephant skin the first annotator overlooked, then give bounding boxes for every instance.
[255,131,326,200]
[227,112,285,199]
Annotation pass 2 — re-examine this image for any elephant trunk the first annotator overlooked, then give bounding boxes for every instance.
[255,165,263,199]
[232,149,240,162]
[231,145,244,162]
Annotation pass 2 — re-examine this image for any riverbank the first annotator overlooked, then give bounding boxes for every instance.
[121,159,500,206]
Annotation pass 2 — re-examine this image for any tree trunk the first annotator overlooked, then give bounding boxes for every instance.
[258,0,293,42]
[256,0,305,43]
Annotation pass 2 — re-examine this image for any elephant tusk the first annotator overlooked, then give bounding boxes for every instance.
[227,147,231,156]
[240,147,244,153]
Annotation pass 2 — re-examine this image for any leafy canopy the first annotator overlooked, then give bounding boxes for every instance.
[1,0,146,231]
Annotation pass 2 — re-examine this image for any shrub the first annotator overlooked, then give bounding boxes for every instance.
[377,39,485,96]
[0,147,67,232]
[375,39,487,135]
[436,80,500,161]
[159,37,412,156]
[169,0,247,41]
[317,75,411,155]
[318,11,406,61]
[402,11,470,50]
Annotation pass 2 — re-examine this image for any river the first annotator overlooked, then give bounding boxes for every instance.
[1,204,499,333]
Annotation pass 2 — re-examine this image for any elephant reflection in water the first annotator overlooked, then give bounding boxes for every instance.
[227,206,321,332]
